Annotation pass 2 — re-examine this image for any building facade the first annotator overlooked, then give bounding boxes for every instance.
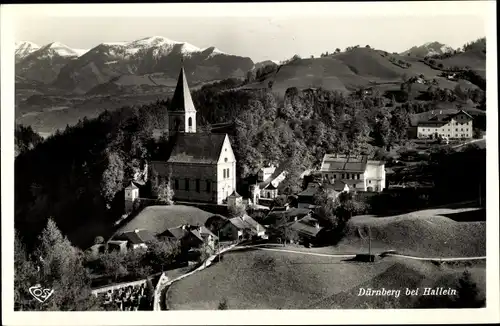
[150,67,237,205]
[417,110,473,139]
[319,154,386,192]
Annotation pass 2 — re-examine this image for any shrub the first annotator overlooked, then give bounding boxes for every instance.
[218,298,228,310]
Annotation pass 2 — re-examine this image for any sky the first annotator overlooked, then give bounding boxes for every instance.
[8,3,489,63]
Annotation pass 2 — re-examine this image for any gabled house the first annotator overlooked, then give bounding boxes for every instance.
[111,229,156,251]
[160,225,204,250]
[416,109,473,140]
[319,154,386,192]
[290,215,328,246]
[217,214,267,241]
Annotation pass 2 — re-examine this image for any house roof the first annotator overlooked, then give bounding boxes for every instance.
[188,229,205,243]
[169,67,197,113]
[228,190,242,198]
[228,217,249,230]
[125,182,139,190]
[264,183,277,190]
[199,225,217,238]
[320,154,368,172]
[114,229,155,245]
[257,164,287,189]
[241,214,266,233]
[162,227,188,240]
[291,216,323,238]
[167,133,227,164]
[417,109,474,127]
[297,186,320,198]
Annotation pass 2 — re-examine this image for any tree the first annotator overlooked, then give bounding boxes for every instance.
[157,180,174,205]
[218,298,228,310]
[335,48,341,53]
[453,269,485,308]
[14,232,39,311]
[145,238,180,272]
[100,251,127,281]
[32,219,102,311]
[101,150,125,206]
[15,124,44,156]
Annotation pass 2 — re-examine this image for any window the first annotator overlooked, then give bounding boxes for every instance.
[196,179,200,192]
[206,180,211,193]
[224,157,228,163]
[342,173,345,179]
[223,169,226,178]
[188,117,192,127]
[357,174,360,180]
[174,179,179,190]
[185,178,189,191]
[369,180,372,184]
[227,168,230,178]
[352,174,355,179]
[456,128,458,132]
[333,174,336,179]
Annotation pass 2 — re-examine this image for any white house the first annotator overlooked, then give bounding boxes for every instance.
[124,182,140,212]
[319,154,386,192]
[417,109,473,140]
[258,165,276,182]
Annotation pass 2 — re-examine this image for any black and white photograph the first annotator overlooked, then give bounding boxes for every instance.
[1,1,498,325]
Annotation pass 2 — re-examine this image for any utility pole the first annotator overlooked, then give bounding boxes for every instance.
[368,226,372,259]
[479,183,482,207]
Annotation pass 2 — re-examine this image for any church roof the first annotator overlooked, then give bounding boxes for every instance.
[125,181,139,190]
[169,67,197,113]
[167,133,227,164]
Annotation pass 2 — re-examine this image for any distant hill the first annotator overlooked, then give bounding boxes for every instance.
[401,41,454,58]
[241,47,483,96]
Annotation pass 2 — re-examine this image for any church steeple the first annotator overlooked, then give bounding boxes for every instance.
[167,64,197,134]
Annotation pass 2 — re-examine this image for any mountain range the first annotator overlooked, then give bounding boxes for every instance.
[15,36,254,94]
[400,41,455,57]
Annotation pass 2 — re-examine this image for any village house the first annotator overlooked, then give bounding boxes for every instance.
[249,165,288,205]
[297,182,344,209]
[150,66,237,204]
[415,109,473,140]
[110,229,156,252]
[218,214,267,241]
[319,154,386,192]
[124,181,140,213]
[288,214,328,246]
[160,225,205,250]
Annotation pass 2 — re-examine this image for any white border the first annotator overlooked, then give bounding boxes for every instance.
[2,2,499,325]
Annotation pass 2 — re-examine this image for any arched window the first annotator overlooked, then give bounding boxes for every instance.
[188,117,192,127]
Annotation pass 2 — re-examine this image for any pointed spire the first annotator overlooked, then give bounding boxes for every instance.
[169,64,196,113]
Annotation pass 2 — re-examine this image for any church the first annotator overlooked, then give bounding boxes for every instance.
[150,66,237,205]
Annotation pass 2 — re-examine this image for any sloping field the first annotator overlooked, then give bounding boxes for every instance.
[167,249,485,309]
[117,205,213,235]
[341,209,486,258]
[441,49,486,72]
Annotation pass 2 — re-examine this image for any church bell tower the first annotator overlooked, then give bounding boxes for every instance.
[167,64,197,134]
